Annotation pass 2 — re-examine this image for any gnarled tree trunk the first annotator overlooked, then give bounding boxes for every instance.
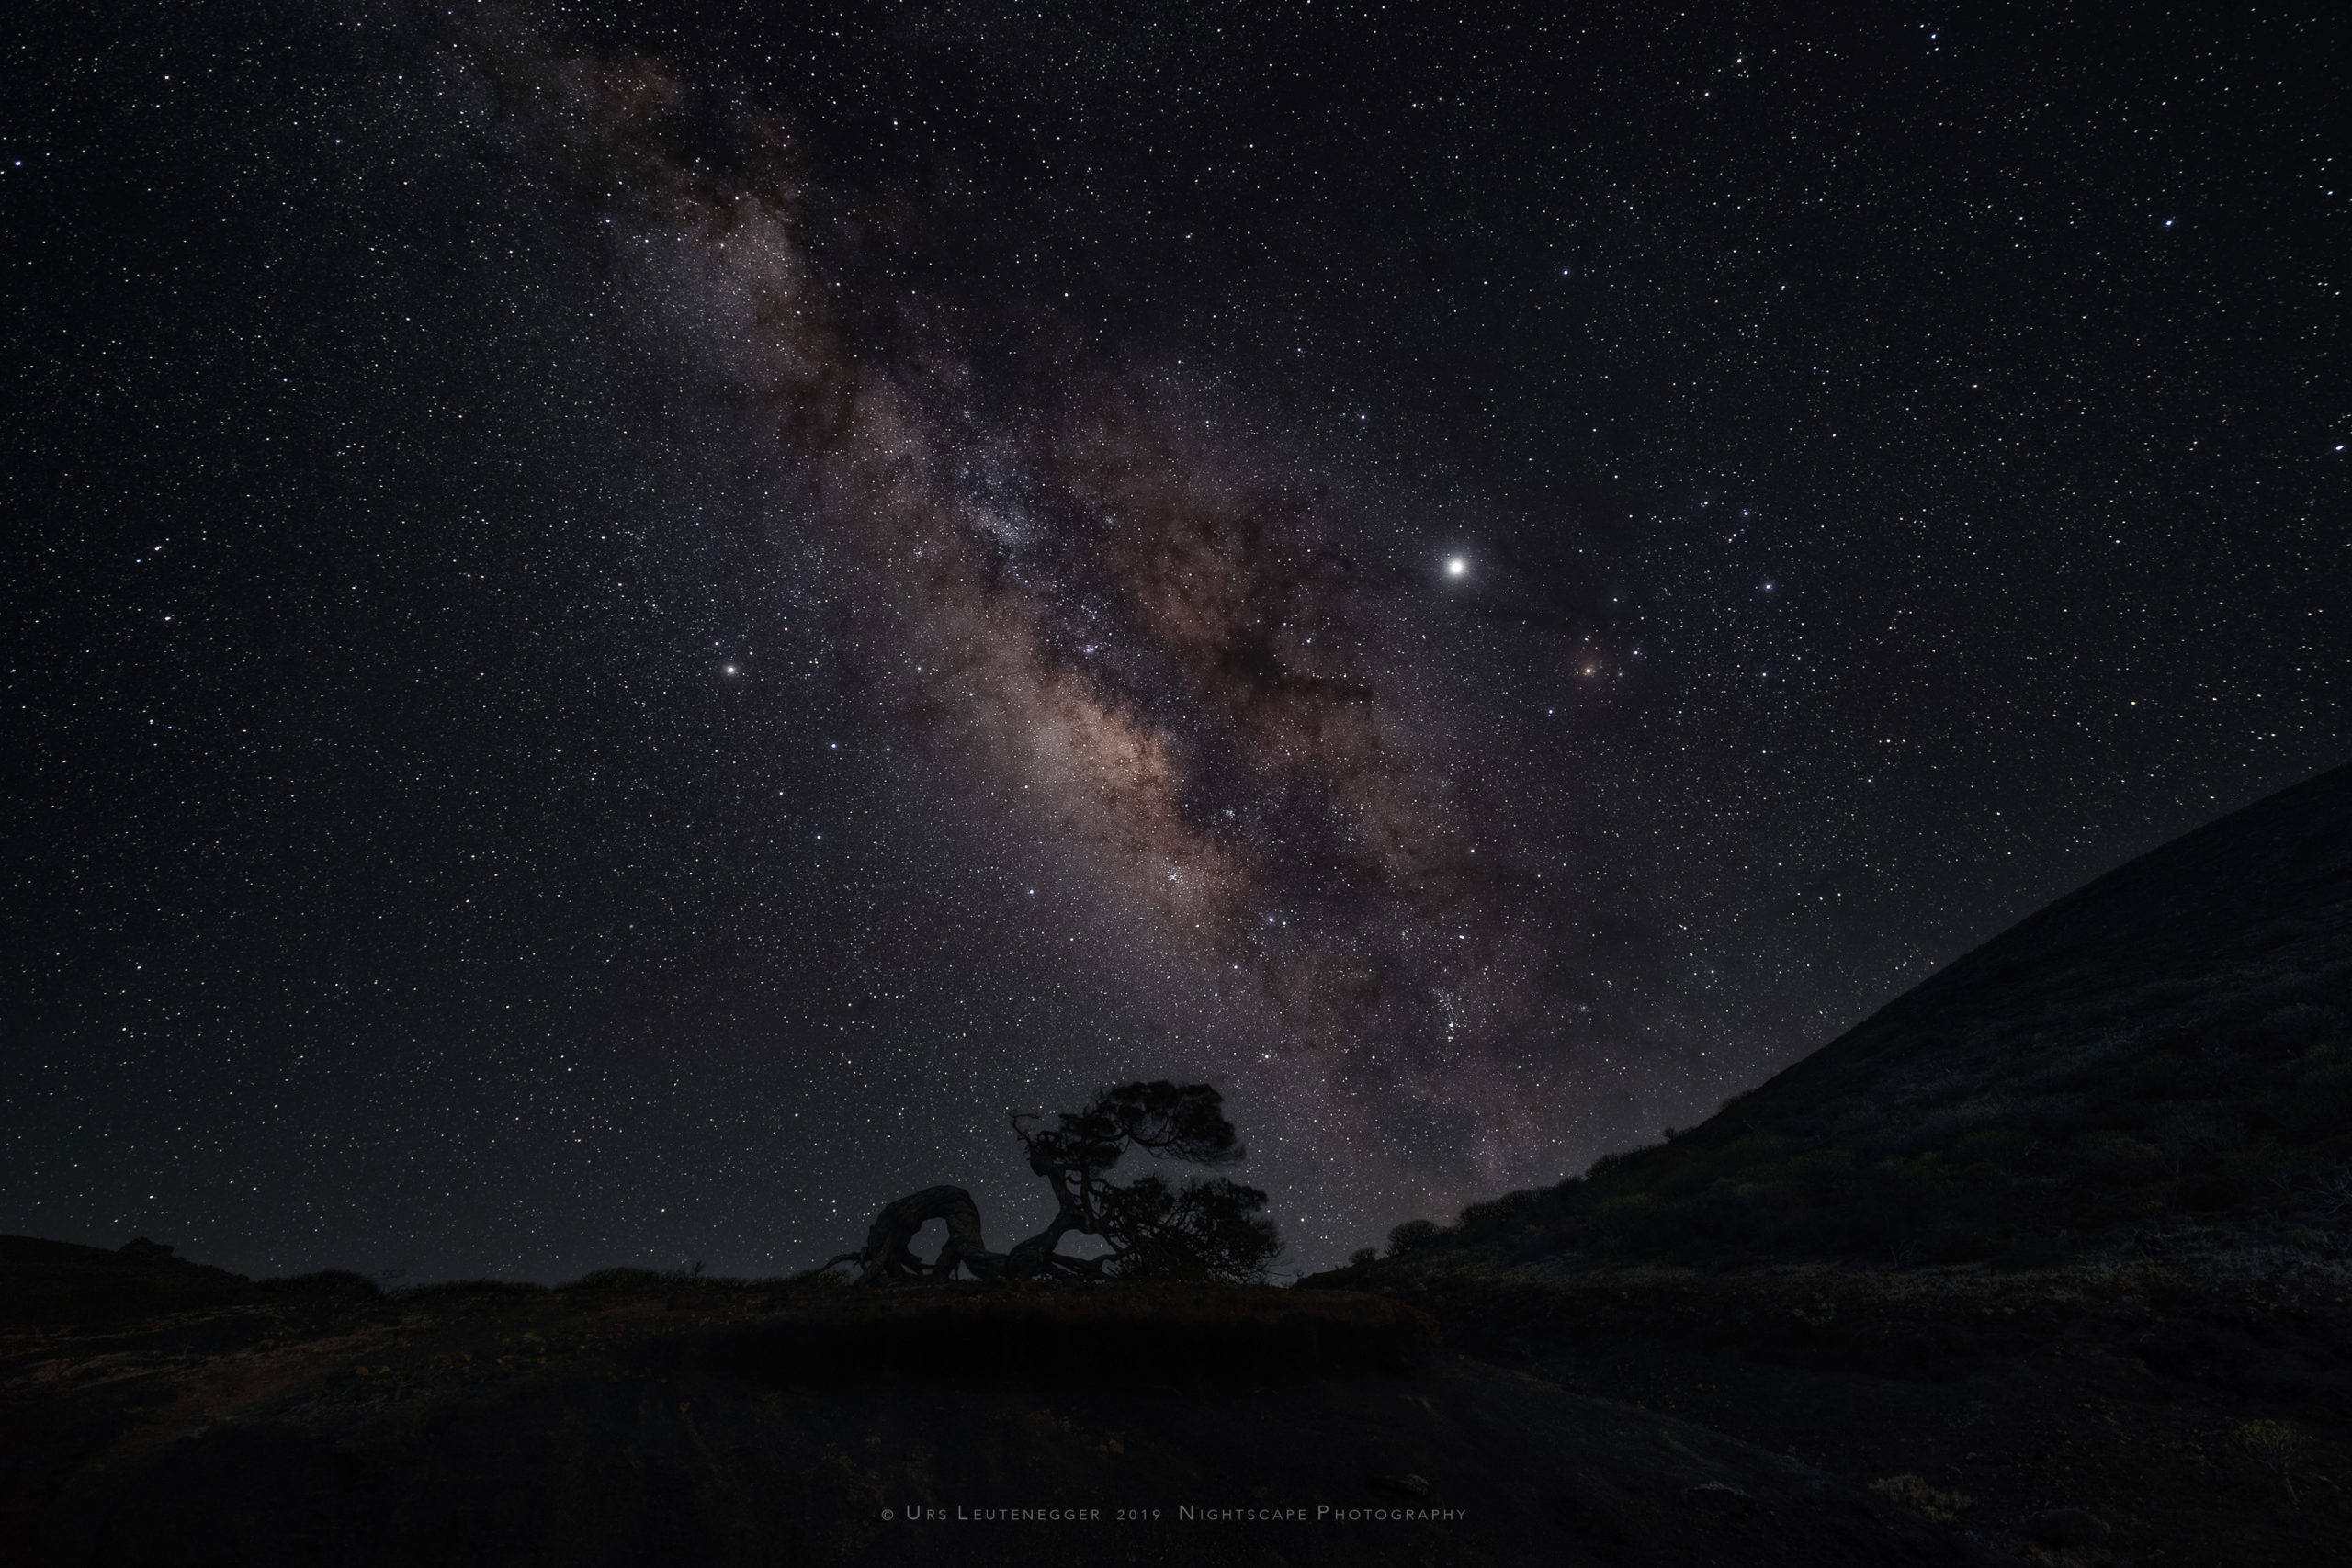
[827,1185,1004,1283]
[830,1184,1104,1283]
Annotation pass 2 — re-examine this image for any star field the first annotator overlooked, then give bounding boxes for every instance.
[2,2,2343,1280]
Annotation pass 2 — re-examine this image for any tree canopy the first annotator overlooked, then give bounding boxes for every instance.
[830,1081,1280,1285]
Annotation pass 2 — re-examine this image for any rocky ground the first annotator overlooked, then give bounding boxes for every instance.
[0,1239,1973,1568]
[11,1236,2349,1565]
[1306,1254,2352,1565]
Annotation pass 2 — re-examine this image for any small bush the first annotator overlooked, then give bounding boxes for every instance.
[1870,1474,1974,1523]
[1786,1147,1856,1202]
[1458,1189,1542,1232]
[2235,1419,2311,1505]
[565,1268,675,1292]
[256,1270,384,1302]
[393,1279,550,1303]
[1385,1219,1442,1258]
[1586,1147,1648,1180]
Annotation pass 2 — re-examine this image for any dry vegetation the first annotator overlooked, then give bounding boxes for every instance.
[1383,943,2352,1275]
[1,1246,1969,1568]
[1303,767,2352,1562]
[1375,765,2352,1278]
[1306,1255,2352,1562]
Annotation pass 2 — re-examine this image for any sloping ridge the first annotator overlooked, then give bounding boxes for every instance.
[1747,761,2352,1127]
[0,1235,256,1324]
[1412,761,2352,1268]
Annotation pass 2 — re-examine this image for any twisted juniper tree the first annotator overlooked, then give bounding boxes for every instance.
[829,1081,1280,1284]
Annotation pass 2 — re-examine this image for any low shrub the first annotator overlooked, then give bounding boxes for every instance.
[394,1279,550,1303]
[1869,1474,1974,1523]
[256,1269,384,1302]
[712,1283,1440,1388]
[1458,1189,1543,1232]
[1386,1219,1443,1258]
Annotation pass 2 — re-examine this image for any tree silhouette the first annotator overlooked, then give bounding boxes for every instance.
[830,1081,1281,1284]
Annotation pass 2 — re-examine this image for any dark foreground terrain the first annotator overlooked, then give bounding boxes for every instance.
[10,1237,2352,1567]
[1309,1256,2352,1565]
[9,770,2345,1565]
[0,1237,1968,1568]
[1291,761,2352,1564]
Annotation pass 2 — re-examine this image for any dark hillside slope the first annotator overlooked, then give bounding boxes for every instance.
[1410,761,2352,1269]
[0,1237,257,1324]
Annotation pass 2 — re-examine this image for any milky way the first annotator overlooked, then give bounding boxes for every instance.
[507,30,1600,1214]
[5,3,2340,1280]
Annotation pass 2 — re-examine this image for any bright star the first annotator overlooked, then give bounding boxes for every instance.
[1446,557,1468,578]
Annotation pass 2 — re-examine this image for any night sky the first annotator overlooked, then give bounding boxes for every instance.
[4,2,2343,1283]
